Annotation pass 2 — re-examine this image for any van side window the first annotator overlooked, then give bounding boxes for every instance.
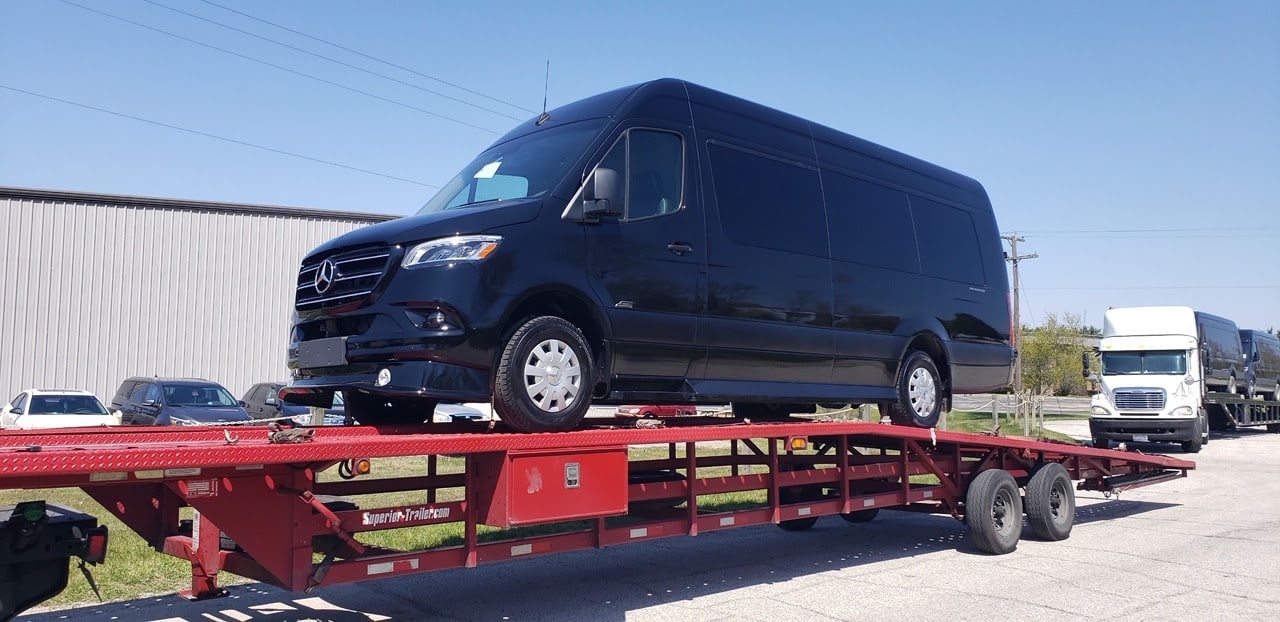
[911,196,986,285]
[708,142,825,256]
[592,129,684,221]
[822,172,920,273]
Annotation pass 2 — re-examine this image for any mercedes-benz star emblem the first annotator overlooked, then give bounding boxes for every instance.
[314,259,338,294]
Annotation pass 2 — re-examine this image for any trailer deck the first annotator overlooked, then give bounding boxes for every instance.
[1205,392,1280,431]
[0,418,1194,612]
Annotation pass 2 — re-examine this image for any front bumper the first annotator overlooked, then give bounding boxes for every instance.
[1089,416,1197,442]
[282,360,491,407]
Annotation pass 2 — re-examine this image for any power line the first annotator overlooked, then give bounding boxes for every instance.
[1013,226,1280,234]
[58,0,502,135]
[142,0,525,122]
[0,84,439,188]
[197,0,537,115]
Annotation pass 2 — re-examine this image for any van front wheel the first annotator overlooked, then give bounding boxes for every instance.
[493,316,594,433]
[885,351,943,428]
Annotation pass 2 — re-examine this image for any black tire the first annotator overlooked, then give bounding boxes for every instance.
[884,351,943,428]
[965,469,1022,555]
[344,391,436,425]
[732,403,792,421]
[1180,412,1204,453]
[777,485,820,531]
[493,316,594,433]
[1025,463,1075,541]
[1200,408,1210,445]
[839,508,879,523]
[1244,378,1256,400]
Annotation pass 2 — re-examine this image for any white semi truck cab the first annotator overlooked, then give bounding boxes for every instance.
[1087,306,1210,453]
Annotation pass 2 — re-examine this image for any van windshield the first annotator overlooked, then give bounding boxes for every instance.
[417,119,608,215]
[1100,350,1187,375]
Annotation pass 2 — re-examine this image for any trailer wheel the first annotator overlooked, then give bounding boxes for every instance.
[493,316,594,433]
[839,508,879,523]
[965,469,1022,554]
[885,351,942,428]
[344,392,437,425]
[777,485,820,531]
[1025,463,1074,541]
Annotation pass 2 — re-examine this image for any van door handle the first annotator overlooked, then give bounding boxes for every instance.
[667,242,693,256]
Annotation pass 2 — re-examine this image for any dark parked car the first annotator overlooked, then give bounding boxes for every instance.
[283,78,1013,432]
[110,377,251,426]
[241,382,346,425]
[1239,329,1280,399]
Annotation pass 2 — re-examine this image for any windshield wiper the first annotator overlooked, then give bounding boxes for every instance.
[448,198,503,210]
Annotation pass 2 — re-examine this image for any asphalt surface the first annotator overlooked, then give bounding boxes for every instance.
[17,421,1280,622]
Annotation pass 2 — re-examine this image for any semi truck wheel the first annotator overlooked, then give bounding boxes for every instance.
[493,316,594,433]
[966,469,1022,554]
[1181,420,1203,453]
[345,392,436,425]
[1025,463,1074,541]
[885,351,943,428]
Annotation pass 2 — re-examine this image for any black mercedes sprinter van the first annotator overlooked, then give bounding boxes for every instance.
[282,79,1014,432]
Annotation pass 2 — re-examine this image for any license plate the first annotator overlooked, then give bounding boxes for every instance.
[298,337,348,368]
[1133,434,1149,443]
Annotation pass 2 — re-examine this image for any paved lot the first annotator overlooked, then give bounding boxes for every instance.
[19,423,1280,622]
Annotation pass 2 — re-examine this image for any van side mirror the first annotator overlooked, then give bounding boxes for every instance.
[583,168,622,219]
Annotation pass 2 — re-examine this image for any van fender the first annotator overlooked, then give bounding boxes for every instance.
[493,283,617,390]
[890,316,955,395]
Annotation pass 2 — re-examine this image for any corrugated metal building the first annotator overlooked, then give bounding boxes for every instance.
[0,186,395,404]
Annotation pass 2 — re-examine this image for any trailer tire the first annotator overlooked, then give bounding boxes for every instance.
[1025,463,1074,541]
[493,316,594,433]
[777,470,821,531]
[839,508,879,523]
[344,392,437,425]
[884,351,943,428]
[966,469,1022,555]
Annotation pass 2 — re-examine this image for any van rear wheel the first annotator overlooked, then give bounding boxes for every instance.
[885,351,943,428]
[493,316,594,433]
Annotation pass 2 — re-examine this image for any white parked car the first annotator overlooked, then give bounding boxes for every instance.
[1,389,118,430]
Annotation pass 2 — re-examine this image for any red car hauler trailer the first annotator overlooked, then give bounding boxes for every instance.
[0,419,1193,619]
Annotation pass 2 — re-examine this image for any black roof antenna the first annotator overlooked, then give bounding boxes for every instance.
[536,61,551,126]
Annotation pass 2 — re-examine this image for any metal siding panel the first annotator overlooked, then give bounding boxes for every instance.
[1,195,378,404]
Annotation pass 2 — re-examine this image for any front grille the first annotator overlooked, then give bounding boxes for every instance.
[1113,389,1165,410]
[296,246,392,312]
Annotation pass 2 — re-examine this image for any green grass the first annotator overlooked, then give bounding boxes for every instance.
[941,410,1085,445]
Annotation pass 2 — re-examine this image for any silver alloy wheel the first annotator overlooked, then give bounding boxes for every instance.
[522,338,582,412]
[1227,374,1237,394]
[907,366,937,417]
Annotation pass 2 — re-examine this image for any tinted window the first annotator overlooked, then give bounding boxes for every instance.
[590,129,684,221]
[709,142,825,256]
[163,384,237,407]
[822,172,920,272]
[9,393,27,411]
[911,196,985,285]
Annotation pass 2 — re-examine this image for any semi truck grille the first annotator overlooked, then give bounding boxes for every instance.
[1113,389,1166,410]
[296,247,392,311]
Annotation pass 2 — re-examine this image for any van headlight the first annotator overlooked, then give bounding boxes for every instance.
[402,235,502,268]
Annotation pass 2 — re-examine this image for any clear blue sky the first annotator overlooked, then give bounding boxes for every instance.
[2,0,1277,330]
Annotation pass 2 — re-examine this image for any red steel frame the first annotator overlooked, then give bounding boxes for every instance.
[0,420,1194,599]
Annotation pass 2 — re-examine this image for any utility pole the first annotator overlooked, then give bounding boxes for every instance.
[1002,234,1038,399]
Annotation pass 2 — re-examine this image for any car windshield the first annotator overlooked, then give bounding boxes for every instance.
[164,385,239,407]
[27,395,109,415]
[417,119,608,215]
[1100,350,1188,375]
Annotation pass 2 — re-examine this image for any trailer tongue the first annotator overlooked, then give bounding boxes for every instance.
[0,419,1193,618]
